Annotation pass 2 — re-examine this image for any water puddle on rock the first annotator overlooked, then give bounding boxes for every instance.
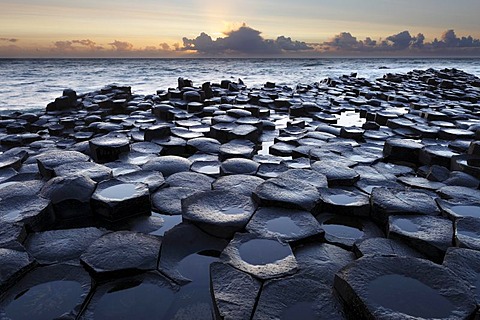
[3,281,83,320]
[266,217,302,236]
[239,239,291,265]
[93,282,175,320]
[280,302,317,320]
[98,184,137,200]
[450,205,480,218]
[148,214,183,237]
[173,252,219,318]
[322,217,364,240]
[191,161,220,175]
[329,194,357,205]
[368,275,454,318]
[337,111,365,127]
[258,140,275,156]
[394,218,420,233]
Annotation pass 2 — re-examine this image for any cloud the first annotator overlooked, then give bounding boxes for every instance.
[0,38,18,43]
[53,39,104,52]
[182,24,312,55]
[318,29,480,56]
[72,39,103,50]
[386,31,412,49]
[325,32,359,49]
[109,40,134,51]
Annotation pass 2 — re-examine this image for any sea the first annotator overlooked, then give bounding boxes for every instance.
[0,58,479,114]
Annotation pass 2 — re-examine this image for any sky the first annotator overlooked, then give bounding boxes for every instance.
[1,0,480,57]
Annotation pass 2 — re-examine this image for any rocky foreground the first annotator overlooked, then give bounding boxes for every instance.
[1,68,480,319]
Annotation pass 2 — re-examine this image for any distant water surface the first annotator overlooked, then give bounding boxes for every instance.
[0,58,479,113]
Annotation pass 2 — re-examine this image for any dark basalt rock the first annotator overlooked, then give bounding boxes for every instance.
[253,275,346,320]
[219,139,256,160]
[89,133,130,163]
[383,138,423,166]
[151,187,198,215]
[25,227,105,265]
[311,160,360,186]
[118,151,157,166]
[212,174,264,197]
[182,190,257,238]
[255,162,289,179]
[158,223,228,284]
[190,160,221,176]
[54,161,113,182]
[388,215,453,263]
[246,207,324,244]
[370,187,440,226]
[443,171,480,188]
[443,247,480,304]
[334,255,476,320]
[0,245,36,292]
[35,150,90,178]
[318,188,370,216]
[80,231,161,277]
[294,242,355,285]
[210,262,261,320]
[165,171,213,190]
[144,124,172,141]
[116,170,165,192]
[130,141,162,154]
[317,213,384,250]
[437,185,480,202]
[253,177,321,212]
[454,217,480,250]
[142,155,191,177]
[0,195,54,231]
[277,168,328,188]
[0,264,92,320]
[40,175,97,221]
[397,175,446,191]
[187,137,221,154]
[220,233,297,280]
[0,221,27,246]
[353,237,425,259]
[104,161,141,177]
[220,158,259,175]
[91,179,151,221]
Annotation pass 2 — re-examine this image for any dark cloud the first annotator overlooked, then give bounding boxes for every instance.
[386,31,412,49]
[0,38,18,43]
[325,32,359,49]
[182,24,312,55]
[109,40,134,51]
[319,29,480,55]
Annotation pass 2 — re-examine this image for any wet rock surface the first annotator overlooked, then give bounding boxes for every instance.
[1,69,480,318]
[334,256,477,319]
[80,231,161,277]
[182,190,257,238]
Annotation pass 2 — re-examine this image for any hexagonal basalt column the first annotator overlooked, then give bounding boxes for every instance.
[334,256,476,319]
[89,133,130,163]
[182,190,257,238]
[220,233,297,280]
[80,231,161,277]
[91,179,151,221]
